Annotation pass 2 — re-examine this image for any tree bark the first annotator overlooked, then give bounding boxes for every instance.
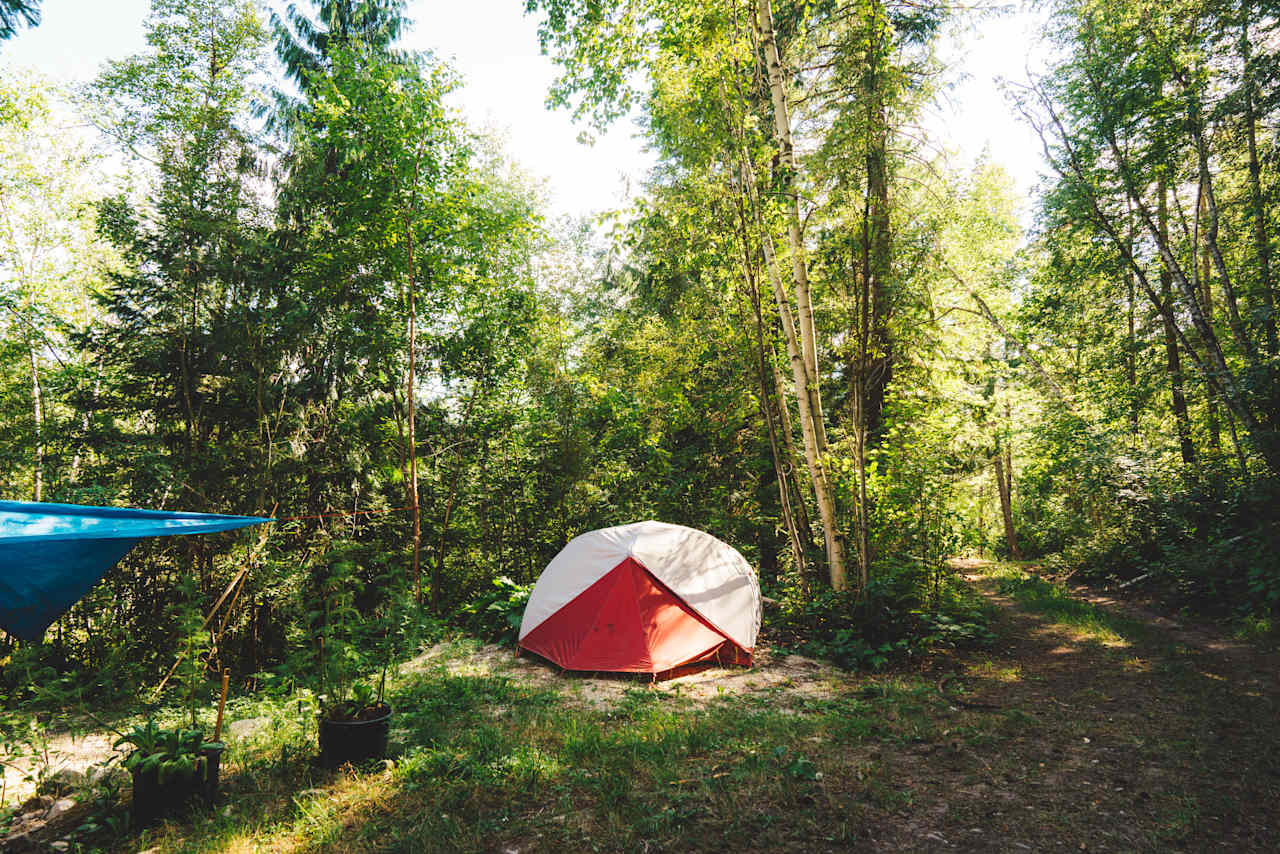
[861,0,893,439]
[756,0,847,589]
[731,190,812,582]
[29,345,44,502]
[1198,191,1221,451]
[1240,0,1278,355]
[1159,183,1195,466]
[994,443,1021,561]
[404,214,422,606]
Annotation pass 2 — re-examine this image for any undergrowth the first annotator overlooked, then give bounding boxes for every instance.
[769,561,996,669]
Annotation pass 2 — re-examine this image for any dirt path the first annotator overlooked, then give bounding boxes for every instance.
[857,563,1280,852]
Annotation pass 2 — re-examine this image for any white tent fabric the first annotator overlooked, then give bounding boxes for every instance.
[518,520,761,650]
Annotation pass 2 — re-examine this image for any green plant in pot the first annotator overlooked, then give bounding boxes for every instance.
[119,579,227,826]
[115,720,223,827]
[315,550,393,768]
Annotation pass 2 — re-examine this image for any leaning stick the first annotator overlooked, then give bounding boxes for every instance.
[214,668,230,742]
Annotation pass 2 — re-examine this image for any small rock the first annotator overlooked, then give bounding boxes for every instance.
[46,798,77,820]
[227,716,271,740]
[49,841,70,852]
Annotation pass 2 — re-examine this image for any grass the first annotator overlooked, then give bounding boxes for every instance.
[987,564,1149,645]
[89,658,946,854]
[11,564,1280,852]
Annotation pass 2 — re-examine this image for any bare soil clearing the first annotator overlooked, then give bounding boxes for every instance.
[404,640,849,707]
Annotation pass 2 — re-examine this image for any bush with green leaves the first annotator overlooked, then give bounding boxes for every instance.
[458,576,533,645]
[770,562,994,669]
[1038,467,1280,618]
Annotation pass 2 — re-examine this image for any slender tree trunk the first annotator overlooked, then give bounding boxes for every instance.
[1199,192,1222,451]
[977,481,986,558]
[1240,1,1278,355]
[1126,264,1138,438]
[755,0,847,589]
[756,0,827,451]
[1161,271,1196,465]
[770,356,818,554]
[1125,210,1139,440]
[731,192,811,581]
[403,215,422,605]
[29,345,43,502]
[861,0,893,439]
[1159,183,1195,465]
[994,443,1021,561]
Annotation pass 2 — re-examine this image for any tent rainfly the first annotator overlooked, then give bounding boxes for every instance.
[0,500,271,641]
[518,521,761,674]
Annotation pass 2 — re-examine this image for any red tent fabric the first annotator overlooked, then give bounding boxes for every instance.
[518,522,760,675]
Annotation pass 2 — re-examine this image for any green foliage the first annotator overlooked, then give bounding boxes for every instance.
[771,563,995,669]
[114,720,214,785]
[322,682,385,722]
[458,576,533,645]
[1043,473,1280,617]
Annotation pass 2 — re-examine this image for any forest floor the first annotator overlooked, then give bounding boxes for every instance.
[6,559,1280,853]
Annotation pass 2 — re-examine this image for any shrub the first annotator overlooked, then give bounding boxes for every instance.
[458,576,533,645]
[769,562,994,669]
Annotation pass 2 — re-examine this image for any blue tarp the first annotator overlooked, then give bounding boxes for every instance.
[0,501,272,641]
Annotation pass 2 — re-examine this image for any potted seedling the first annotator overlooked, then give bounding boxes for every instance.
[315,551,393,768]
[115,720,223,827]
[121,578,228,826]
[318,682,392,767]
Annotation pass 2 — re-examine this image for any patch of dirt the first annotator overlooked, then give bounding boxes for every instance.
[402,642,850,708]
[1,731,120,808]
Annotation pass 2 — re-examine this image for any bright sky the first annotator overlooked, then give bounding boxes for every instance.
[0,0,1050,220]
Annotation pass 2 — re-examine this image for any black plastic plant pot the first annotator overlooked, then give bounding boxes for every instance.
[202,742,226,802]
[318,703,392,768]
[128,743,225,828]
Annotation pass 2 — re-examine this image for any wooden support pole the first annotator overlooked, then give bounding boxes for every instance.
[214,668,229,742]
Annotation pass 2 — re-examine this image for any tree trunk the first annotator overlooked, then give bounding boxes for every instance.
[770,356,818,558]
[1240,0,1278,355]
[731,192,812,582]
[1199,192,1221,451]
[994,444,1021,561]
[861,0,893,439]
[29,345,43,502]
[756,0,827,452]
[1159,183,1195,466]
[756,0,847,589]
[404,216,422,605]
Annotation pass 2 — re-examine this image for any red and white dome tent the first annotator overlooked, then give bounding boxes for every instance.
[518,521,762,675]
